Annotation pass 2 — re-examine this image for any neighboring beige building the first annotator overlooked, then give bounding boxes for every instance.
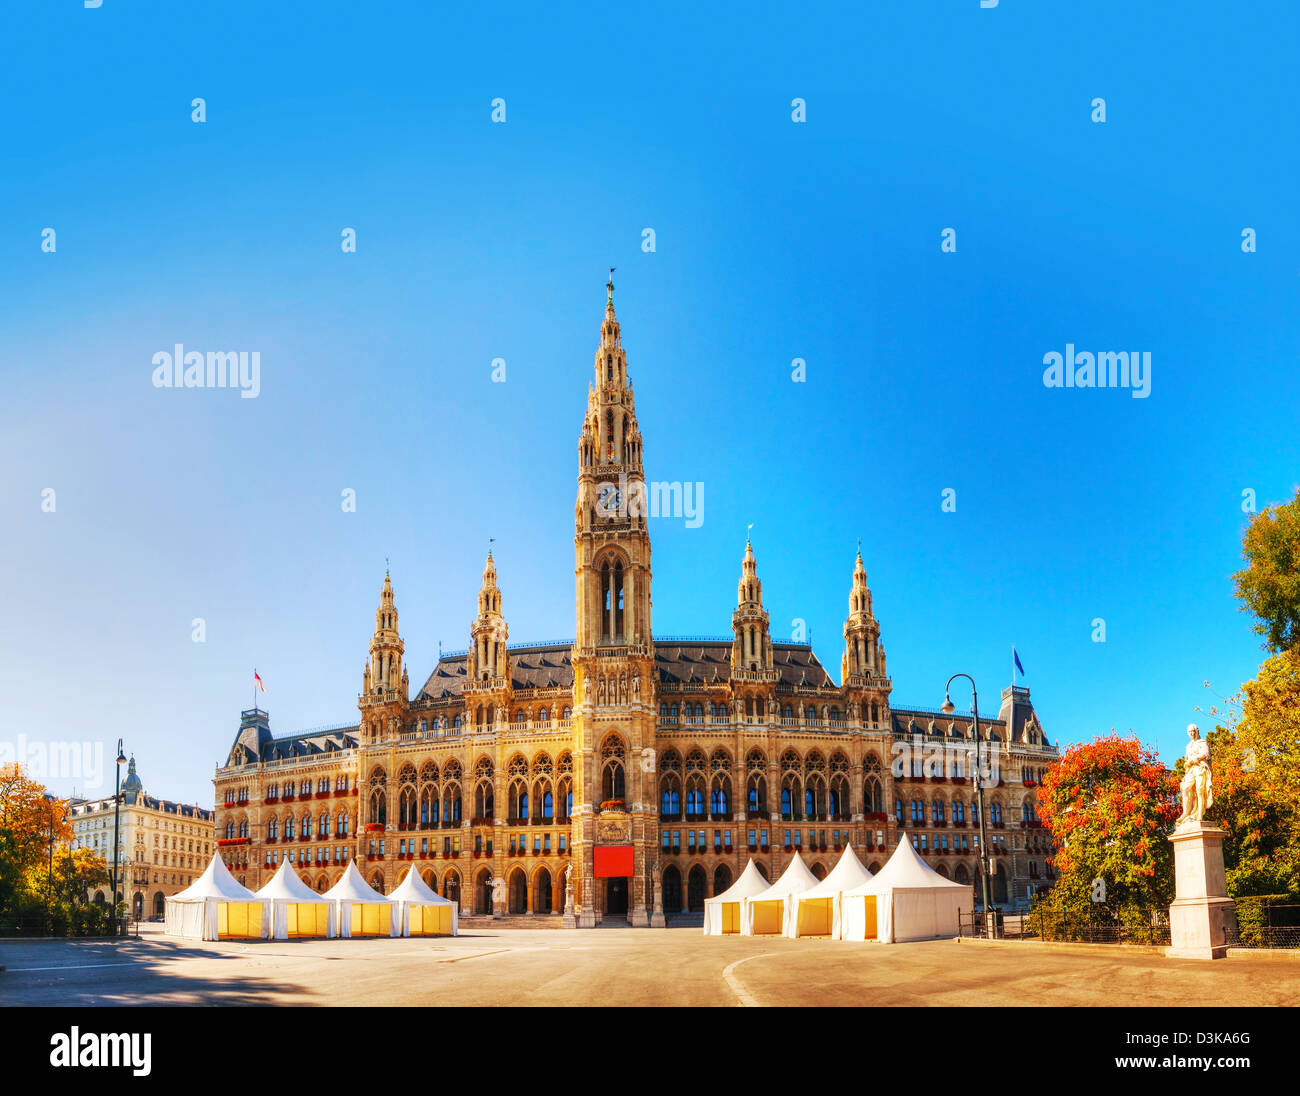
[67,758,215,920]
[214,284,1060,921]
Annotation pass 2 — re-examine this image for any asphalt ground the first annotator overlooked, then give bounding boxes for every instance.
[1,923,1297,1007]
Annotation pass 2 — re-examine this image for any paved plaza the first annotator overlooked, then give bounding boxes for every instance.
[1,924,1297,1007]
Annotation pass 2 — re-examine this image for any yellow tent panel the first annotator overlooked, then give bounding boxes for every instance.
[217,901,262,939]
[863,895,878,940]
[796,897,833,937]
[285,902,330,938]
[750,899,784,936]
[721,902,740,934]
[409,904,453,936]
[351,902,390,937]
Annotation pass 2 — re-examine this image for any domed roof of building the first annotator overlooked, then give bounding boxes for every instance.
[121,756,144,801]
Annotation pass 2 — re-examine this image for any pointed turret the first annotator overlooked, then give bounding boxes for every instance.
[840,547,889,726]
[841,549,882,680]
[731,537,774,676]
[467,550,509,683]
[364,568,406,698]
[358,565,409,745]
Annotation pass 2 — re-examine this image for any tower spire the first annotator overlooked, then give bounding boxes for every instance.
[732,538,773,676]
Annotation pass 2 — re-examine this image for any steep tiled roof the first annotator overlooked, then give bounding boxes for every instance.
[415,640,836,698]
[417,644,575,700]
[258,728,359,762]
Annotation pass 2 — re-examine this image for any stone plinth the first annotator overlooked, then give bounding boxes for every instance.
[1166,823,1236,960]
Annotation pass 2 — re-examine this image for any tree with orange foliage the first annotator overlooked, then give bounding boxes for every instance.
[0,763,73,866]
[1034,734,1179,931]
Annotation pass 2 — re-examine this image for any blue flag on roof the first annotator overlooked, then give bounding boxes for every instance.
[1013,647,1025,678]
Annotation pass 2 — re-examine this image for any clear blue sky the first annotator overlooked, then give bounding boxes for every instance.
[2,3,1297,807]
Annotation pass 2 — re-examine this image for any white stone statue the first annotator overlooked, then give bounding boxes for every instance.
[632,673,640,699]
[1175,723,1214,828]
[492,876,505,905]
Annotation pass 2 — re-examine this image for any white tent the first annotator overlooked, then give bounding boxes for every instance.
[784,844,874,939]
[703,859,770,936]
[389,865,457,937]
[164,853,264,941]
[254,860,336,940]
[324,861,398,938]
[741,854,819,936]
[840,834,973,943]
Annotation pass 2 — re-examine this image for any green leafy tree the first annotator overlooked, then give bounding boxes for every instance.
[1198,662,1300,899]
[1233,487,1300,653]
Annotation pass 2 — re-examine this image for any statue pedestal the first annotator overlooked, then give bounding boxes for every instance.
[561,899,577,929]
[650,906,666,928]
[629,907,649,928]
[1166,823,1236,960]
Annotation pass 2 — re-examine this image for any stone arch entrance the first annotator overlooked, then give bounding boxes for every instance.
[534,867,553,914]
[993,864,1008,905]
[508,868,527,914]
[662,865,682,914]
[605,877,628,916]
[686,865,706,911]
[443,869,461,909]
[151,891,165,917]
[132,892,143,920]
[474,868,493,914]
[713,864,732,894]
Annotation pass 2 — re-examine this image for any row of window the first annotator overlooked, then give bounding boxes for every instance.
[897,799,1006,825]
[265,775,350,798]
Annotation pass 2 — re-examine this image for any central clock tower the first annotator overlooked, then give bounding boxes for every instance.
[570,273,658,926]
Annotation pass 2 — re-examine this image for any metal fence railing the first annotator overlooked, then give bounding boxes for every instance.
[958,907,1171,946]
[1225,901,1300,949]
[961,901,1300,950]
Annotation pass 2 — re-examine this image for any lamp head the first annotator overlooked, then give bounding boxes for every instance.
[940,695,955,715]
[116,739,127,766]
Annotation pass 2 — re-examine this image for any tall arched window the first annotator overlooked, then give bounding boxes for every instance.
[600,735,626,802]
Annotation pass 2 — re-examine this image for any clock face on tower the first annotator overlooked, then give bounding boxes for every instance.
[597,484,623,519]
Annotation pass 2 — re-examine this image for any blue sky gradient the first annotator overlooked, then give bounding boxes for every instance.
[2,2,1297,805]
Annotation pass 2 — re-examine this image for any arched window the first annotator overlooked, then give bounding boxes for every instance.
[895,799,904,824]
[600,736,626,802]
[991,802,1003,825]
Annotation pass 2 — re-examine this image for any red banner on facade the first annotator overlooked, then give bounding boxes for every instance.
[593,845,634,877]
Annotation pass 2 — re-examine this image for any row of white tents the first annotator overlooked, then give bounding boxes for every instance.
[703,834,972,942]
[164,855,458,941]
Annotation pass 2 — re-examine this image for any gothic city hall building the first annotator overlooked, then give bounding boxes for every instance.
[213,285,1060,924]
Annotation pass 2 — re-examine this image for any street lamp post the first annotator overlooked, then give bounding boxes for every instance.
[110,739,126,937]
[44,794,58,935]
[942,674,996,936]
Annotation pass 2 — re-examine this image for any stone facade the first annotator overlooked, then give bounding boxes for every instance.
[67,758,215,920]
[213,284,1060,920]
